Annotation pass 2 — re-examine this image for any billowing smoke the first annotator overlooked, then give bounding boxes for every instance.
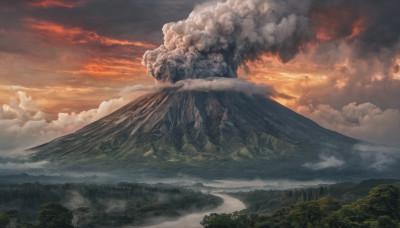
[142,0,312,83]
[142,0,400,85]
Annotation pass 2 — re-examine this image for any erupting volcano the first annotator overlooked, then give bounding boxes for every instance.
[29,0,399,179]
[31,84,360,178]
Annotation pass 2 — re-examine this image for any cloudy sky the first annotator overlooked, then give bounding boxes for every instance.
[0,0,399,156]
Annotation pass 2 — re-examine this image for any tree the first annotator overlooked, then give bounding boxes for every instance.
[365,185,400,219]
[201,185,400,228]
[201,213,241,228]
[4,210,18,219]
[38,202,73,228]
[374,215,399,228]
[0,214,9,228]
[0,210,19,228]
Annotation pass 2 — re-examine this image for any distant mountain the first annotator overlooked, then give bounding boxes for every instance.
[31,88,383,179]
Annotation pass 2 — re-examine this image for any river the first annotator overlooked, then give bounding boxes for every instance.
[136,192,245,228]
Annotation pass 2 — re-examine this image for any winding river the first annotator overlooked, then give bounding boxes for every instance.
[139,192,245,228]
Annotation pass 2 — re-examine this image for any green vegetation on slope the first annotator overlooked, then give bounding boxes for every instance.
[31,90,361,180]
[201,184,400,228]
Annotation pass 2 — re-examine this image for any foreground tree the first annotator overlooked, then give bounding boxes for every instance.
[0,210,19,228]
[38,202,73,228]
[201,185,400,228]
[0,214,9,228]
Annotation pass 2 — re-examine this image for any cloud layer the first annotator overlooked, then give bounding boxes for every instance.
[303,155,345,170]
[297,102,400,146]
[0,91,131,156]
[355,144,400,170]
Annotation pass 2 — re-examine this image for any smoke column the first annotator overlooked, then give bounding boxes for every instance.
[142,0,400,84]
[142,0,312,83]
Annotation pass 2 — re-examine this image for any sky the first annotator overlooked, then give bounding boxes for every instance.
[0,0,399,156]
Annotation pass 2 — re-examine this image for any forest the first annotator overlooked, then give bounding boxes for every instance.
[201,180,400,228]
[1,179,399,228]
[0,182,222,228]
[231,179,400,215]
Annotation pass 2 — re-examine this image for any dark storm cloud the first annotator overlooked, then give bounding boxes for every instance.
[2,0,399,60]
[289,0,400,110]
[0,0,208,57]
[25,0,209,44]
[310,0,400,58]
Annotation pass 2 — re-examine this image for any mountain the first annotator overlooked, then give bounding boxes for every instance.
[30,88,368,179]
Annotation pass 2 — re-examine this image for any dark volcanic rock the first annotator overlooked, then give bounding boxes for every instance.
[31,89,367,179]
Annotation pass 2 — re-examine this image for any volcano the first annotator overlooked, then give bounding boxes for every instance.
[30,87,367,179]
[27,0,400,180]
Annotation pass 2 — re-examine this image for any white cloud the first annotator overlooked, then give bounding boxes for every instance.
[120,78,282,98]
[303,155,345,170]
[0,91,139,157]
[119,84,168,97]
[176,78,278,97]
[0,160,48,170]
[296,102,400,146]
[354,144,400,170]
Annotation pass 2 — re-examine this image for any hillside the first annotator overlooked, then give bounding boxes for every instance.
[31,89,373,179]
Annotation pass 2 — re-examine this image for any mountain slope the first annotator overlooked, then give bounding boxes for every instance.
[31,88,360,178]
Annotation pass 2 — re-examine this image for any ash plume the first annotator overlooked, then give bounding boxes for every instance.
[142,0,400,84]
[142,0,312,83]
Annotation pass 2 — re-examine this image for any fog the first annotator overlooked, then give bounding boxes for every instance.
[0,169,336,228]
[199,179,334,191]
[124,178,332,228]
[116,177,331,228]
